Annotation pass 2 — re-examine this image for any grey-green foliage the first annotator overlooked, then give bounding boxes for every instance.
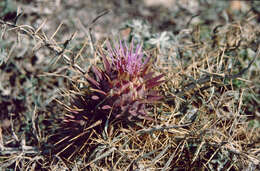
[123,19,151,42]
[208,148,237,171]
[121,19,175,49]
[0,0,17,64]
[121,19,177,67]
[0,40,9,65]
[0,48,8,65]
[147,31,175,50]
[0,0,16,17]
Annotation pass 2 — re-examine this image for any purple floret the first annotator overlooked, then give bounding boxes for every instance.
[107,39,147,76]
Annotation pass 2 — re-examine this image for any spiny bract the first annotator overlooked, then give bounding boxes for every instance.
[66,39,164,124]
[54,39,164,159]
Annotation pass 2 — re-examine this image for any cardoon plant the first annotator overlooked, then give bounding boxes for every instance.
[53,39,164,159]
[68,39,164,122]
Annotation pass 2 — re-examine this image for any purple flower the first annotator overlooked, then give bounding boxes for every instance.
[107,39,149,76]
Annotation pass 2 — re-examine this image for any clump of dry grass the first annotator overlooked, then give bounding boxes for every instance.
[0,1,260,170]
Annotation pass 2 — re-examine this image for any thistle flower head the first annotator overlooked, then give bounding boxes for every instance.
[54,38,164,159]
[107,39,149,77]
[81,38,164,121]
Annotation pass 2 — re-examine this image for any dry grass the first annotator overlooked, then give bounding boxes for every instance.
[0,0,259,170]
